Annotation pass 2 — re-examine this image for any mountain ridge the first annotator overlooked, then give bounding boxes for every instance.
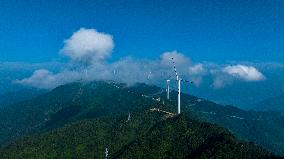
[0,80,283,157]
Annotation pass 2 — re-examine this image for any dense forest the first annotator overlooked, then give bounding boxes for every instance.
[0,111,276,158]
[0,81,283,158]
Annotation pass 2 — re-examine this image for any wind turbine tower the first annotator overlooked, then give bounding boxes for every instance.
[171,58,193,114]
[172,58,181,114]
[105,147,109,159]
[177,76,181,114]
[166,80,170,100]
[127,112,131,122]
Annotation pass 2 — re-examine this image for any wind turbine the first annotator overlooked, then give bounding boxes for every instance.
[105,147,109,159]
[170,58,193,114]
[127,112,131,122]
[171,58,181,114]
[166,80,170,100]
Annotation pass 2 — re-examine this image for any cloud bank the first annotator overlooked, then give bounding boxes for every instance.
[16,28,266,90]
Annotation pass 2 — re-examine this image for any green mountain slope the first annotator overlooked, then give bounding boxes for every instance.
[0,81,158,145]
[0,81,284,156]
[168,92,284,155]
[0,111,276,159]
[190,103,284,156]
[113,114,274,159]
[125,83,284,155]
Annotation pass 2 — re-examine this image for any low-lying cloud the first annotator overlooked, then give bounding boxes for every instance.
[15,28,266,90]
[223,65,265,81]
[15,69,80,89]
[210,64,265,89]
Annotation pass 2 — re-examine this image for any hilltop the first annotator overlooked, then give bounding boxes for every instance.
[0,81,283,157]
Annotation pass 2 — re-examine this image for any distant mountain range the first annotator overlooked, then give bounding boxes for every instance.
[252,94,284,112]
[0,81,283,158]
[0,88,46,107]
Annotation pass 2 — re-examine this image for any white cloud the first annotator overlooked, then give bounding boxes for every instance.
[210,64,265,89]
[185,64,206,86]
[160,50,191,67]
[61,28,114,64]
[212,77,226,89]
[15,57,158,89]
[158,51,209,86]
[211,73,233,89]
[15,28,269,90]
[188,64,205,75]
[111,57,157,84]
[15,69,81,89]
[223,65,265,81]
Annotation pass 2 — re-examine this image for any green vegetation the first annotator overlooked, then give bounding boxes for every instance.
[0,81,157,145]
[0,81,283,158]
[136,85,284,155]
[0,111,276,159]
[113,114,274,159]
[0,110,163,158]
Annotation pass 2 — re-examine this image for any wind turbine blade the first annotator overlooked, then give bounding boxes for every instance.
[170,58,179,80]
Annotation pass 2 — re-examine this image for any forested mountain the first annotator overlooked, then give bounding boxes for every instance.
[252,94,284,112]
[0,81,283,158]
[0,81,156,145]
[0,111,276,159]
[127,83,284,155]
[113,114,274,159]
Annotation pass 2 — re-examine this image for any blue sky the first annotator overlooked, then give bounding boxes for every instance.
[0,0,283,108]
[0,0,283,63]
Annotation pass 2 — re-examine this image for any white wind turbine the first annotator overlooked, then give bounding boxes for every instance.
[127,112,131,122]
[105,147,108,159]
[170,58,193,114]
[166,79,170,100]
